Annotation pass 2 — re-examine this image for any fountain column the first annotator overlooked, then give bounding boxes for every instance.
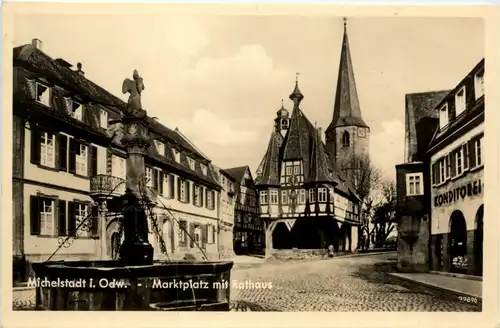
[118,70,154,266]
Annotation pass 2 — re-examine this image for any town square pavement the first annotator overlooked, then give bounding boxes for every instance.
[229,253,481,312]
[13,253,480,311]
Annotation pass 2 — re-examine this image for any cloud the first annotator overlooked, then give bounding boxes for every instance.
[370,120,405,181]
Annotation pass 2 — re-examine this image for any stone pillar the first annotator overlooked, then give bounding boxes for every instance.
[265,221,276,258]
[442,233,450,272]
[99,202,109,260]
[466,230,476,276]
[351,225,358,252]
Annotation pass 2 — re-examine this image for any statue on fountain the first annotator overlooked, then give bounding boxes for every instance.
[122,70,146,118]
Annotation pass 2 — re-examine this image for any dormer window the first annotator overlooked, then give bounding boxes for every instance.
[439,103,449,129]
[172,149,180,163]
[455,86,466,116]
[187,157,195,171]
[154,140,165,155]
[72,100,83,121]
[475,69,484,100]
[35,82,51,106]
[200,164,208,175]
[100,109,108,129]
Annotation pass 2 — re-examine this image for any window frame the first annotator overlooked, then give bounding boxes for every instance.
[439,103,449,129]
[270,189,278,205]
[406,172,424,196]
[318,188,328,203]
[40,132,56,168]
[455,86,467,117]
[260,190,268,205]
[75,143,88,177]
[35,81,51,107]
[474,68,485,100]
[39,197,56,236]
[281,190,288,205]
[309,189,316,203]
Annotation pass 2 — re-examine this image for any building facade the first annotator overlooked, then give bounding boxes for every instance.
[254,22,363,258]
[224,166,263,255]
[211,165,237,258]
[427,59,484,276]
[395,90,449,272]
[12,39,222,282]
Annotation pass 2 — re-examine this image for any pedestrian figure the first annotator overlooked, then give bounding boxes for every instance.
[328,244,334,257]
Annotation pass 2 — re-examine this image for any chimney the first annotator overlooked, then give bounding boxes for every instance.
[31,38,43,50]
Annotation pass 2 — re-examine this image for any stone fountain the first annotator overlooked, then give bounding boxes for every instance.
[32,70,233,311]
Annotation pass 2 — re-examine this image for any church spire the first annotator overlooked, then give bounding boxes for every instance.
[327,18,368,132]
[289,72,304,108]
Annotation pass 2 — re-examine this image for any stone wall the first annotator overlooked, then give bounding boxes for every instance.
[397,215,430,272]
[271,249,350,260]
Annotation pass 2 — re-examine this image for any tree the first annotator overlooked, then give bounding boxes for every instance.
[337,154,381,250]
[369,180,397,248]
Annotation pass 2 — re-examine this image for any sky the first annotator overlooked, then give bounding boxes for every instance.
[12,14,484,181]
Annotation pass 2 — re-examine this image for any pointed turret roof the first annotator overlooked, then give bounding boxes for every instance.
[255,128,282,187]
[327,19,368,131]
[289,73,304,108]
[304,128,337,186]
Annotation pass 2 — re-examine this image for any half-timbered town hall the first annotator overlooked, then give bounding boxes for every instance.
[255,21,367,257]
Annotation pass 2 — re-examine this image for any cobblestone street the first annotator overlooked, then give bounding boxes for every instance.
[229,253,481,312]
[12,253,481,312]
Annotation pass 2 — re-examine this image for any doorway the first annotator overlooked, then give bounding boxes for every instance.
[474,205,484,276]
[449,210,467,273]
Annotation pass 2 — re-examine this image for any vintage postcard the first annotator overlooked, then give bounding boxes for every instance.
[2,2,499,328]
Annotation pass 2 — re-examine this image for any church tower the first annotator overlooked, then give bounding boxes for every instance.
[325,19,370,187]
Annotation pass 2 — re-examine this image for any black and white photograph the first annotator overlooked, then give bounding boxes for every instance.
[2,3,497,324]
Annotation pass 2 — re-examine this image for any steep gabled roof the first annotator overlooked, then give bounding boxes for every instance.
[13,43,220,188]
[304,128,337,186]
[255,129,282,187]
[223,166,249,184]
[327,21,368,131]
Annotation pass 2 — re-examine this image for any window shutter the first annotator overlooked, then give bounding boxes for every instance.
[186,182,191,203]
[153,169,159,191]
[159,171,164,195]
[169,174,175,199]
[68,138,77,174]
[212,224,216,244]
[202,225,207,246]
[446,155,451,180]
[68,201,76,236]
[30,195,40,235]
[200,187,204,207]
[211,191,215,209]
[106,149,112,175]
[57,134,68,171]
[91,205,99,238]
[463,144,469,170]
[189,223,195,248]
[177,178,182,201]
[468,140,477,168]
[89,146,98,177]
[431,163,436,185]
[450,152,457,177]
[192,184,196,205]
[58,200,67,236]
[30,128,41,165]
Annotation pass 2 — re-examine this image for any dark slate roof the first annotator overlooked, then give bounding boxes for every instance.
[405,90,449,162]
[255,129,282,187]
[327,24,368,131]
[13,43,220,188]
[223,166,249,184]
[304,128,337,186]
[406,90,450,122]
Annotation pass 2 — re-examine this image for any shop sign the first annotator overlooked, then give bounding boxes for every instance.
[434,179,482,207]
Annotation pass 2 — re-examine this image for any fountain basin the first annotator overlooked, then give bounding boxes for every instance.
[32,260,233,311]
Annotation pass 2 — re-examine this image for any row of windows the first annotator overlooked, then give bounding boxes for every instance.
[32,81,210,180]
[145,167,216,210]
[178,220,216,247]
[154,141,208,177]
[260,188,346,205]
[439,69,484,130]
[30,196,98,238]
[33,81,109,129]
[432,133,483,187]
[32,129,98,178]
